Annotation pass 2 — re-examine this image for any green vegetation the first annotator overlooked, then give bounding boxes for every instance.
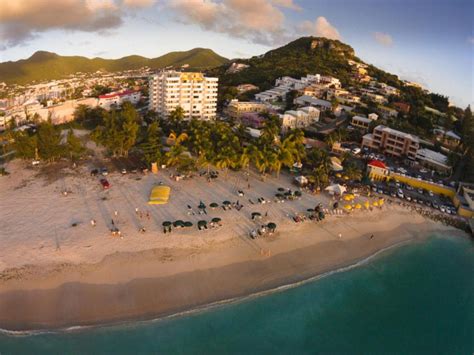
[209,37,355,107]
[91,102,140,157]
[9,118,86,162]
[0,48,228,85]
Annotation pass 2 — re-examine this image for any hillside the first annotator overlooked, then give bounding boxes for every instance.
[209,37,359,91]
[0,48,228,85]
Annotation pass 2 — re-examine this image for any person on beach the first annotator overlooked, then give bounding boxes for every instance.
[338,233,342,239]
[370,234,374,239]
[135,207,139,214]
[114,210,118,217]
[90,219,96,227]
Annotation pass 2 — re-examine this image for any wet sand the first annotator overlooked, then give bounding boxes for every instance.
[0,209,460,331]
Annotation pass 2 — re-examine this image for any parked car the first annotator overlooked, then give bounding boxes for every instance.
[100,178,110,189]
[397,189,404,199]
[428,191,434,197]
[432,202,439,209]
[405,195,412,201]
[32,160,40,166]
[121,168,127,175]
[100,168,108,176]
[352,147,361,155]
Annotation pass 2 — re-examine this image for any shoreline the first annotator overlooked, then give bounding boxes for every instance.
[0,237,417,336]
[0,215,463,332]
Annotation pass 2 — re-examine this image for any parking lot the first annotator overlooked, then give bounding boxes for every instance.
[370,180,457,215]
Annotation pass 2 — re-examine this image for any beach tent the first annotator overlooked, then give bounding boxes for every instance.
[355,203,362,209]
[344,204,352,210]
[364,201,370,209]
[372,201,379,207]
[325,184,347,196]
[148,186,171,205]
[294,175,309,186]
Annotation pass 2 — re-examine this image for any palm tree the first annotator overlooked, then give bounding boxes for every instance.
[239,145,254,176]
[164,132,189,168]
[253,147,275,180]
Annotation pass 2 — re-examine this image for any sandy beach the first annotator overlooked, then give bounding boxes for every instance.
[0,160,463,331]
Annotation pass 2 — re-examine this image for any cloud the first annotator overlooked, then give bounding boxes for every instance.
[373,32,393,46]
[468,36,474,44]
[0,0,125,48]
[169,0,297,45]
[271,0,301,11]
[122,0,156,8]
[298,16,341,40]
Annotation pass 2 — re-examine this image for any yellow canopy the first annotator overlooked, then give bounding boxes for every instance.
[148,186,171,205]
[355,203,362,209]
[335,173,342,178]
[372,201,379,207]
[378,198,384,205]
[344,204,352,210]
[364,201,370,209]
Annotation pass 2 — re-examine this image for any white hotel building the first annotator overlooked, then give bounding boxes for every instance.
[148,71,218,120]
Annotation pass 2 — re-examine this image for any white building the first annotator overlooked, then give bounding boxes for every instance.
[280,106,320,130]
[149,71,218,120]
[415,148,451,174]
[351,115,372,130]
[98,89,141,110]
[294,95,332,110]
[351,113,378,131]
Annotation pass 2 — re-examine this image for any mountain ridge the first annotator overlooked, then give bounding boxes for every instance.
[0,48,229,85]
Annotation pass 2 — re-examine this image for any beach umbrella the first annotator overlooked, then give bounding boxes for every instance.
[307,208,315,212]
[343,195,352,201]
[223,200,231,205]
[335,173,342,178]
[318,211,325,220]
[378,198,384,205]
[173,220,184,227]
[162,221,172,227]
[372,201,379,207]
[364,201,370,209]
[294,191,302,197]
[184,221,193,227]
[355,203,362,209]
[275,193,283,198]
[278,187,286,192]
[251,212,262,219]
[198,220,207,226]
[267,222,277,231]
[344,204,352,210]
[343,175,349,180]
[211,217,222,224]
[284,191,292,196]
[210,202,219,208]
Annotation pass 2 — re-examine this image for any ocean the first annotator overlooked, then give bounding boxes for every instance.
[0,234,472,354]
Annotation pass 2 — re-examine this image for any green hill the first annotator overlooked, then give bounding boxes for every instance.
[209,37,360,91]
[0,48,229,85]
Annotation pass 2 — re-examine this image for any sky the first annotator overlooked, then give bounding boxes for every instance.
[0,0,472,107]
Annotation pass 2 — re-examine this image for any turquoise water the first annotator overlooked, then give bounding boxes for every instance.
[0,235,473,354]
